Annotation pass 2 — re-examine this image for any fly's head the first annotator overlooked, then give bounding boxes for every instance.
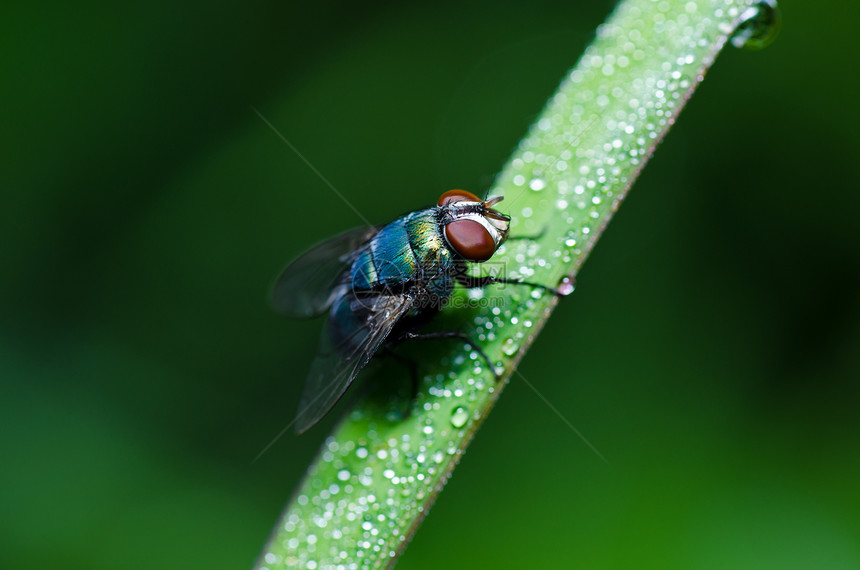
[437,190,511,262]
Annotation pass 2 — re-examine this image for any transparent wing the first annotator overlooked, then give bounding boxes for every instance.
[294,292,415,433]
[271,226,378,318]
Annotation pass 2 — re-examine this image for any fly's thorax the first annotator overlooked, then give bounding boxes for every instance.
[405,209,451,271]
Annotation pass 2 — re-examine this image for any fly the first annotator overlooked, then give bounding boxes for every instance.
[272,190,558,432]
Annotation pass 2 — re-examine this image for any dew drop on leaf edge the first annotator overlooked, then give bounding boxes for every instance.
[556,276,575,296]
[731,0,781,50]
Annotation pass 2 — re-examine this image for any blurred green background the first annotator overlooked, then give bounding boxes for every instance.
[2,1,859,568]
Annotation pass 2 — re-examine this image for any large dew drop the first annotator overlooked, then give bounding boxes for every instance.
[731,0,781,50]
[556,277,575,296]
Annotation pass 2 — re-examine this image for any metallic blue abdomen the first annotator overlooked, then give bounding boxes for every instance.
[350,208,453,298]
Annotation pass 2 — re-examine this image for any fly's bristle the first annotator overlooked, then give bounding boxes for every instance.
[483,195,504,208]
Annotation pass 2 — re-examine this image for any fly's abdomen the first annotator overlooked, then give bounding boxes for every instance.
[350,217,417,290]
[327,293,364,352]
[349,208,453,295]
[372,217,419,286]
[350,250,378,290]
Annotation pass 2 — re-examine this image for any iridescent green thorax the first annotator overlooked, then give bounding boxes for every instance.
[350,208,454,298]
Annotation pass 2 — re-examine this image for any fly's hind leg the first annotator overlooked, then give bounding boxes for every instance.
[402,330,500,379]
[381,346,420,403]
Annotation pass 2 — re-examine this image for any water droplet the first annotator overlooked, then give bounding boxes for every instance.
[731,1,780,50]
[450,406,469,428]
[556,277,575,296]
[501,337,519,356]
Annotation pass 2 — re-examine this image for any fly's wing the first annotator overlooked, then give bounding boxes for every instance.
[294,292,415,433]
[271,226,378,318]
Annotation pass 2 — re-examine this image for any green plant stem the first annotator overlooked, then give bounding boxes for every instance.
[256,1,759,568]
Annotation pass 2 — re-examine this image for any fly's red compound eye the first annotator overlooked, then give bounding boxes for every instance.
[444,219,496,262]
[437,189,482,206]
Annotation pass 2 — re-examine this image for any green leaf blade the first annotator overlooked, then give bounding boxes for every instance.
[256,1,760,568]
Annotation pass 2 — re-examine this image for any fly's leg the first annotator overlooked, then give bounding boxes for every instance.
[455,273,563,296]
[403,330,500,379]
[381,347,420,407]
[505,226,547,242]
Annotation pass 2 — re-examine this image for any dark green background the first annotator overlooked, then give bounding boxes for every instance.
[2,1,858,568]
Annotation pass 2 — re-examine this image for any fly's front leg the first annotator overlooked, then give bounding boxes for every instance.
[455,273,566,296]
[504,226,547,242]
